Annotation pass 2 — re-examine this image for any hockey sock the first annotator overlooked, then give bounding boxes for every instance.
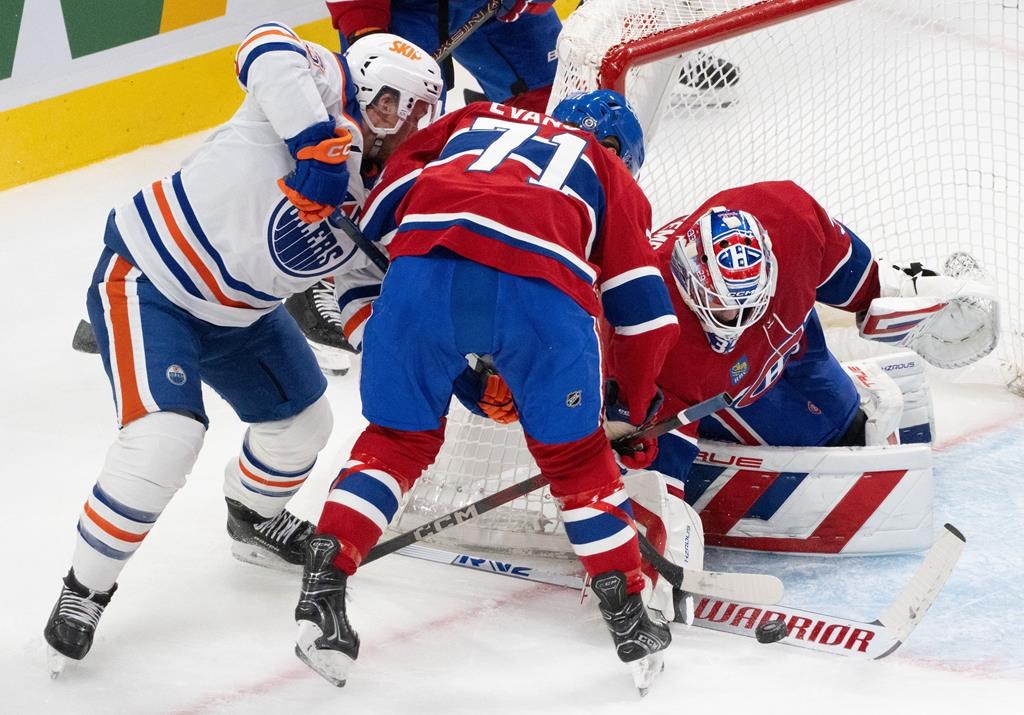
[528,429,645,594]
[316,423,445,574]
[72,412,204,591]
[223,396,332,518]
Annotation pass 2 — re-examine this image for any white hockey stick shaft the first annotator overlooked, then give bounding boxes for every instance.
[394,541,783,604]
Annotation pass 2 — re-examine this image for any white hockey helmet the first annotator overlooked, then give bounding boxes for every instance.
[669,207,778,353]
[344,33,443,136]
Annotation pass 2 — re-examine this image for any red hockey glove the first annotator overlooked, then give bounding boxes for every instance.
[604,379,663,469]
[278,120,352,223]
[497,0,555,23]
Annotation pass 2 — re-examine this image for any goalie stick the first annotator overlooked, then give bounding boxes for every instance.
[391,524,964,660]
[696,523,966,658]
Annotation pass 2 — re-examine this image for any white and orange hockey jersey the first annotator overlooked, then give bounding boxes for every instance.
[105,23,372,328]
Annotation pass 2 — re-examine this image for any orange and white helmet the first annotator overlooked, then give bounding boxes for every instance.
[344,33,443,136]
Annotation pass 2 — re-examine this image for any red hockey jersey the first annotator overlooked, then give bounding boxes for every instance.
[360,101,678,420]
[650,181,881,425]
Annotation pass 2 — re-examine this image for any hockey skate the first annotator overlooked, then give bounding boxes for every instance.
[284,280,357,376]
[226,498,314,572]
[43,569,116,677]
[294,535,360,687]
[592,570,671,696]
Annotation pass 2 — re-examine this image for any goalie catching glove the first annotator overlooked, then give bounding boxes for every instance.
[278,119,352,223]
[858,252,998,369]
[603,380,663,470]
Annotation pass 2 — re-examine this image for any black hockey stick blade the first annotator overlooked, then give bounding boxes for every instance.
[72,319,100,354]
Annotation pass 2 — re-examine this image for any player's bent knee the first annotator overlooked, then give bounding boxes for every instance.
[527,428,621,501]
[349,422,446,490]
[101,411,206,500]
[247,394,334,470]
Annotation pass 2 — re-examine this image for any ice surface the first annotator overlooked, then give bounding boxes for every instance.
[3,96,1024,715]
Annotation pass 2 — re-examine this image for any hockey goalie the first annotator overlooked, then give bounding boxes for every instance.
[454,180,997,624]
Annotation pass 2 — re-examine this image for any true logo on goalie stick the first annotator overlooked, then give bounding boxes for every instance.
[565,390,582,408]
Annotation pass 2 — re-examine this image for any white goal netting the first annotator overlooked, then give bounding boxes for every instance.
[391,0,1023,558]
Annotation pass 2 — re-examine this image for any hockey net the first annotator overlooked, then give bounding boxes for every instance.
[389,0,1022,559]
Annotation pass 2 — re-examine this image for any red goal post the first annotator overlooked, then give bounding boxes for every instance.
[596,0,856,96]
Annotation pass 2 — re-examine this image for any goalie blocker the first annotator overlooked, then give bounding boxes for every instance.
[653,352,936,556]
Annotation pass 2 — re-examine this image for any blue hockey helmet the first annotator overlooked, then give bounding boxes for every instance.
[550,89,645,175]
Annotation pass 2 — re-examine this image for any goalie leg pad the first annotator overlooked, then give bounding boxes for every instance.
[624,470,705,622]
[72,412,205,591]
[841,360,903,446]
[223,395,333,518]
[688,438,933,554]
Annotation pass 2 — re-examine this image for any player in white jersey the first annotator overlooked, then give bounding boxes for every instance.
[42,25,442,674]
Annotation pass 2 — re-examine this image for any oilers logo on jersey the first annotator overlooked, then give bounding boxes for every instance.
[267,198,361,278]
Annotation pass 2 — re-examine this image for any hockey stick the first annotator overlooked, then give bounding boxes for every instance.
[363,473,546,565]
[392,525,964,659]
[433,0,503,63]
[609,392,734,454]
[363,389,735,565]
[362,389,783,602]
[394,540,783,605]
[694,524,966,658]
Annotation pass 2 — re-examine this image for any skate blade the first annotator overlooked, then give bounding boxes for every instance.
[295,622,354,687]
[230,542,302,574]
[631,652,665,697]
[309,343,351,376]
[46,646,69,679]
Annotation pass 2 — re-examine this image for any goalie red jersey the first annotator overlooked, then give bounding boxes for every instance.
[650,181,881,422]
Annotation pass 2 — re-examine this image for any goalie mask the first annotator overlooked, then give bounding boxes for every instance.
[669,207,778,353]
[344,34,443,138]
[550,89,645,176]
